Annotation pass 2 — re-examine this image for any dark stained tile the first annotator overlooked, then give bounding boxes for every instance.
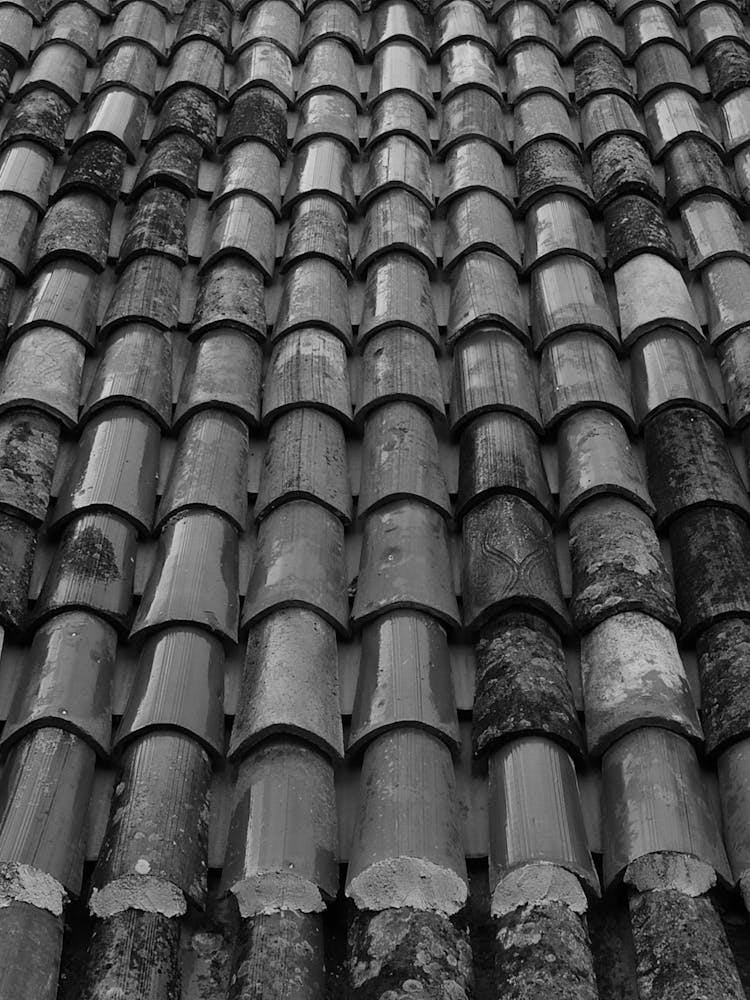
[367,91,432,155]
[2,89,71,158]
[158,409,248,530]
[231,42,294,105]
[531,254,618,350]
[444,190,521,272]
[33,512,138,633]
[581,610,701,757]
[462,494,571,634]
[438,87,510,157]
[0,728,96,899]
[81,323,172,428]
[359,252,439,349]
[558,408,654,520]
[132,508,239,642]
[52,406,160,535]
[201,192,275,279]
[241,499,349,634]
[356,188,436,275]
[355,327,443,424]
[100,254,181,336]
[359,400,450,518]
[516,138,593,212]
[73,89,148,162]
[349,610,459,755]
[131,133,201,200]
[718,328,750,428]
[175,327,262,429]
[590,133,660,207]
[367,0,429,56]
[457,410,553,522]
[450,327,543,435]
[346,729,467,911]
[284,137,354,214]
[614,254,702,347]
[601,727,730,888]
[569,496,679,631]
[119,187,189,269]
[221,738,338,913]
[670,505,750,639]
[274,257,351,348]
[29,193,112,275]
[352,500,460,629]
[56,139,127,204]
[644,406,750,528]
[255,406,352,522]
[370,41,434,113]
[1,610,115,757]
[230,607,344,760]
[698,618,750,757]
[153,84,218,153]
[705,38,750,101]
[473,612,583,759]
[283,194,351,275]
[0,142,54,212]
[629,329,724,428]
[190,256,266,340]
[0,512,36,630]
[0,409,60,525]
[0,327,85,429]
[229,912,324,1000]
[0,903,62,1000]
[0,48,19,107]
[263,328,351,426]
[114,625,225,759]
[301,0,359,59]
[574,41,634,105]
[90,732,211,915]
[0,195,38,277]
[174,0,232,53]
[78,912,180,1000]
[448,250,526,346]
[294,91,359,154]
[604,194,679,270]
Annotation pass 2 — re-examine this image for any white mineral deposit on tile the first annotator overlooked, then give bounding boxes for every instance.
[492,862,588,917]
[230,873,326,918]
[346,857,468,915]
[0,863,66,916]
[89,874,186,918]
[625,851,716,896]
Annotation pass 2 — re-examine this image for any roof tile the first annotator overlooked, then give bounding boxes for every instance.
[516,138,593,211]
[284,136,354,214]
[463,493,570,633]
[119,187,189,268]
[131,508,239,641]
[201,192,275,278]
[3,89,71,158]
[669,505,750,638]
[635,40,700,102]
[368,0,429,56]
[359,134,432,210]
[114,625,225,758]
[131,133,202,199]
[90,732,211,915]
[299,38,361,106]
[175,327,262,428]
[29,192,112,275]
[698,619,750,756]
[580,92,646,151]
[456,410,553,522]
[705,37,750,100]
[102,1,168,61]
[190,256,266,340]
[174,0,233,53]
[0,195,37,277]
[221,738,338,914]
[581,610,702,756]
[435,0,493,54]
[703,259,750,345]
[506,41,570,107]
[440,38,502,102]
[37,2,101,63]
[624,2,685,59]
[558,407,654,519]
[11,260,99,348]
[0,902,62,1000]
[359,252,438,347]
[34,511,137,632]
[573,41,634,105]
[74,88,148,161]
[242,498,349,632]
[82,322,172,428]
[681,194,750,270]
[93,42,159,100]
[157,37,226,107]
[294,91,359,153]
[0,511,36,629]
[153,84,218,153]
[590,132,660,206]
[231,607,344,759]
[79,912,180,1000]
[283,194,351,274]
[52,406,160,535]
[0,142,54,213]
[263,327,351,425]
[0,728,96,899]
[355,326,443,423]
[687,2,747,60]
[604,193,679,270]
[442,136,514,208]
[561,1,625,60]
[614,254,702,346]
[717,328,750,428]
[57,139,128,204]
[450,327,542,434]
[629,329,723,427]
[515,93,578,154]
[438,87,510,156]
[531,254,618,350]
[300,0,360,59]
[0,326,85,428]
[231,40,295,104]
[0,409,60,525]
[100,253,181,335]
[644,87,721,159]
[370,41,434,112]
[254,406,352,521]
[473,611,583,758]
[352,499,460,628]
[1,610,115,757]
[448,250,526,346]
[444,190,520,272]
[346,728,467,912]
[211,140,280,215]
[274,257,350,347]
[356,188,435,274]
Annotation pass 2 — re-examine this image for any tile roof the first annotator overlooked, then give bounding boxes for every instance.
[1,0,750,996]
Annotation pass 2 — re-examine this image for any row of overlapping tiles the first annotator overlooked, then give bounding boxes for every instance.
[0,0,748,994]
